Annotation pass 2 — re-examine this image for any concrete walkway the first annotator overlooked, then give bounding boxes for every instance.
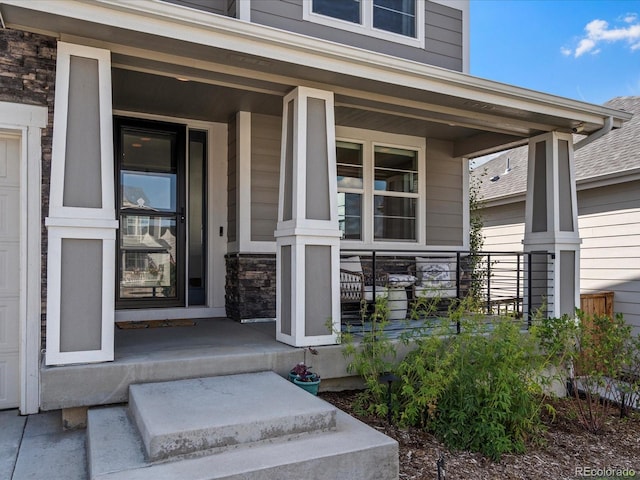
[0,409,86,480]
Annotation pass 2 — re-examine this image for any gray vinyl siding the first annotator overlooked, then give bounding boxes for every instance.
[480,180,640,333]
[251,114,281,242]
[425,139,463,245]
[160,0,231,16]
[481,202,526,252]
[227,116,237,243]
[227,0,237,17]
[250,0,463,71]
[578,181,640,334]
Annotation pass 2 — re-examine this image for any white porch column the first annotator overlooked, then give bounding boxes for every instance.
[45,42,117,365]
[523,132,580,318]
[275,87,340,346]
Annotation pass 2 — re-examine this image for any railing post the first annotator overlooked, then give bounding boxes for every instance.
[486,254,491,315]
[455,251,461,298]
[527,252,533,327]
[516,253,521,318]
[372,250,377,299]
[456,251,461,334]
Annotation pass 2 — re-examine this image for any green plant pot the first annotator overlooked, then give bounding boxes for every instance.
[288,372,298,382]
[293,377,320,395]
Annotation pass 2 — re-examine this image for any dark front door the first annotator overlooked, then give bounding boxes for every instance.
[115,117,186,308]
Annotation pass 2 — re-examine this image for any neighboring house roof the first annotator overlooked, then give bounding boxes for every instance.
[474,96,640,204]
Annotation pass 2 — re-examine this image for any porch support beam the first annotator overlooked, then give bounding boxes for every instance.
[523,132,580,319]
[45,42,117,365]
[275,87,340,347]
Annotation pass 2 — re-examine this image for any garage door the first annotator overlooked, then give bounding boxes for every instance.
[0,135,20,409]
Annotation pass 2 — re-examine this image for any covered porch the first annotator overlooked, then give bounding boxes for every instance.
[39,246,553,411]
[1,0,631,413]
[39,317,355,411]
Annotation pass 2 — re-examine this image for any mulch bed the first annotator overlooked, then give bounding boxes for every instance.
[320,390,640,480]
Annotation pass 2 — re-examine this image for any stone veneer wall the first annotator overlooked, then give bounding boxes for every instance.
[0,28,57,345]
[225,253,276,321]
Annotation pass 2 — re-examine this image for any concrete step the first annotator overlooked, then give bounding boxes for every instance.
[129,372,336,461]
[87,372,398,480]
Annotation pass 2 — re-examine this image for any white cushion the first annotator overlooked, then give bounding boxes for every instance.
[415,257,456,289]
[387,274,417,286]
[340,255,362,273]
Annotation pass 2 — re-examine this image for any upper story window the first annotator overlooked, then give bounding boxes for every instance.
[305,0,425,48]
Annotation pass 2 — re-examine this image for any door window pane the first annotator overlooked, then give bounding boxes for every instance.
[120,216,177,299]
[374,196,416,240]
[188,130,207,306]
[121,171,176,212]
[373,0,416,37]
[313,0,361,23]
[122,131,174,172]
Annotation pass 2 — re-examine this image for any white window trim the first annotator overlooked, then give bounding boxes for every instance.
[336,126,426,247]
[303,0,426,49]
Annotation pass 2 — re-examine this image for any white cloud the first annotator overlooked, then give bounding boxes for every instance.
[565,13,640,57]
[560,46,572,56]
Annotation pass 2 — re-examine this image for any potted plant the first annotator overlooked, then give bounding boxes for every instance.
[290,363,321,395]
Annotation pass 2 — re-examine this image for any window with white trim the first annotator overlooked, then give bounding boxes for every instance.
[336,129,425,244]
[304,0,425,48]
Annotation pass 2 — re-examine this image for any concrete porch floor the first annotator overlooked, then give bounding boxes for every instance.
[40,317,356,411]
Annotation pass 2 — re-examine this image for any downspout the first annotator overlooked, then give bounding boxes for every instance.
[574,116,613,151]
[0,7,6,29]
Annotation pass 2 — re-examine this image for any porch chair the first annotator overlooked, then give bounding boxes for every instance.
[340,256,388,319]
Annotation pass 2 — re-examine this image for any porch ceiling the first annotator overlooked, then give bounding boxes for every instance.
[2,0,632,157]
[113,67,480,142]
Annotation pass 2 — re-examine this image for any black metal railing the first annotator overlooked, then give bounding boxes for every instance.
[339,249,554,329]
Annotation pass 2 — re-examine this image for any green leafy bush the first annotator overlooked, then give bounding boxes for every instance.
[342,299,550,460]
[534,310,640,433]
[419,317,545,460]
[341,296,397,417]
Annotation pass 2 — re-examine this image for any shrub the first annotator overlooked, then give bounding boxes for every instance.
[422,317,546,460]
[533,310,640,433]
[341,296,397,417]
[342,298,550,460]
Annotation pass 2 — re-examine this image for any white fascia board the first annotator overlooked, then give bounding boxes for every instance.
[576,168,640,191]
[5,0,631,128]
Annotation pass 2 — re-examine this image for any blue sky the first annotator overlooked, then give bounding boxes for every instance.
[470,0,640,105]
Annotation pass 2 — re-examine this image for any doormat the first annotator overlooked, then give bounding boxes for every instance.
[116,319,196,329]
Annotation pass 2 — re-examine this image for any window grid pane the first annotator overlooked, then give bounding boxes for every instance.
[337,142,363,240]
[313,0,361,24]
[374,196,416,241]
[373,0,416,37]
[338,192,362,240]
[374,146,418,193]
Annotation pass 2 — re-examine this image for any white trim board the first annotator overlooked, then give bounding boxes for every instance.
[0,101,47,414]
